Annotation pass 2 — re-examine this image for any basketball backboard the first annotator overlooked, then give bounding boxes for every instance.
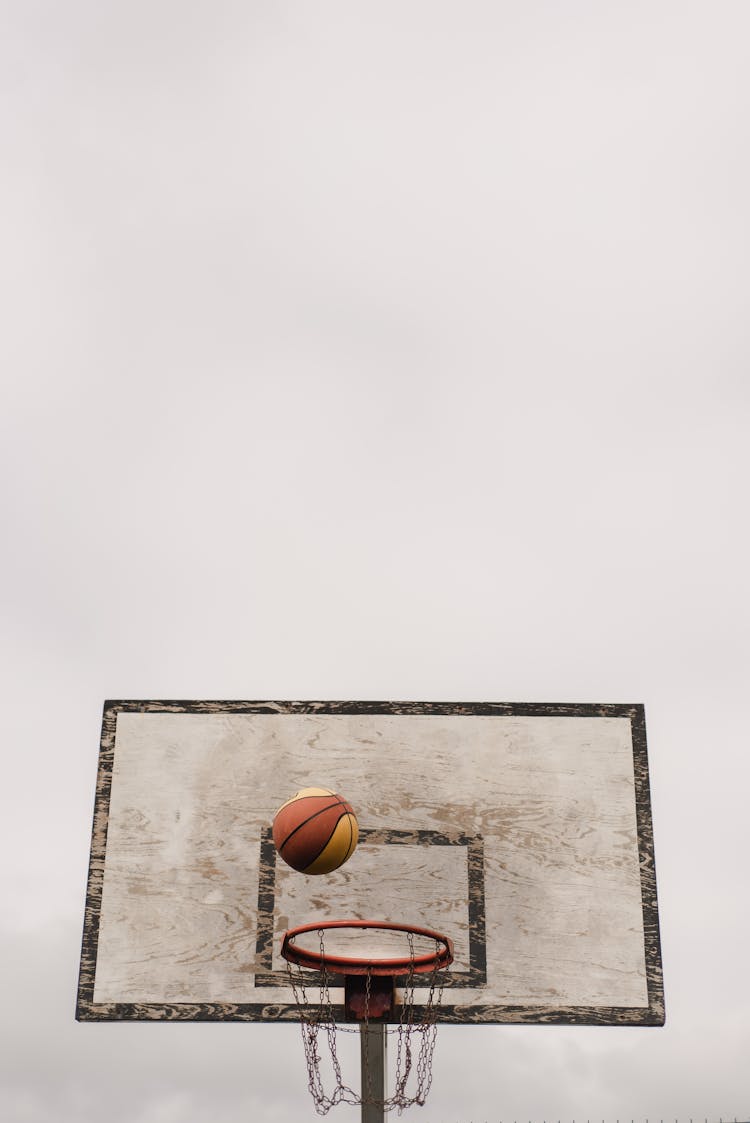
[77,700,663,1025]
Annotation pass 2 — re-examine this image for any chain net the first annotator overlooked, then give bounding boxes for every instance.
[285,928,447,1115]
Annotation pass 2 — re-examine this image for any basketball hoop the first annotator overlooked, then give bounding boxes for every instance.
[281,920,453,1115]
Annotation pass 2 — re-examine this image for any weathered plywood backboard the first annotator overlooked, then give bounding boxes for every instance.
[77,701,664,1025]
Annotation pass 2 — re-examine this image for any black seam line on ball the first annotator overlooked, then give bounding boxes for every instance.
[279,800,349,853]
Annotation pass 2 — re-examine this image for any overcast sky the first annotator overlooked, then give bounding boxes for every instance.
[2,3,749,1121]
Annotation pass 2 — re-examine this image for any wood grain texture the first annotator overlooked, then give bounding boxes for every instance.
[77,700,664,1025]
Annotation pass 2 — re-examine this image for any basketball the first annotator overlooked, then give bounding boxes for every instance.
[272,787,359,875]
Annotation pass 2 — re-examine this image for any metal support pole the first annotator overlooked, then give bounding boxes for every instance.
[359,1022,387,1123]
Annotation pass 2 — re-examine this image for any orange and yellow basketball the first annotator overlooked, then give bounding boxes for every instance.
[272,787,359,875]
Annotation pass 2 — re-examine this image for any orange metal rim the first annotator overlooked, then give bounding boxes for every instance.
[280,919,454,976]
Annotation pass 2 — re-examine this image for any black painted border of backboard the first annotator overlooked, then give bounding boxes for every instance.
[76,700,664,1025]
[254,826,487,989]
